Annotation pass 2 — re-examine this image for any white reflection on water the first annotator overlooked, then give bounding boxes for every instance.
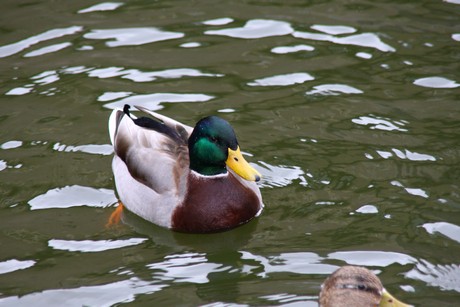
[98,92,132,101]
[31,70,60,85]
[1,140,23,149]
[248,72,314,87]
[5,87,33,95]
[0,259,36,275]
[0,26,82,58]
[422,222,460,244]
[78,2,124,14]
[147,253,226,284]
[202,17,234,26]
[372,149,436,162]
[88,67,223,82]
[306,84,363,96]
[240,251,338,277]
[180,42,201,48]
[391,148,436,161]
[84,27,184,47]
[24,42,72,58]
[356,52,372,59]
[391,181,429,199]
[205,19,293,39]
[261,293,318,306]
[293,31,395,52]
[352,114,408,132]
[28,185,117,210]
[103,92,214,110]
[0,160,6,172]
[6,66,220,97]
[271,44,315,54]
[255,161,306,188]
[413,76,460,88]
[0,278,165,307]
[49,238,147,252]
[453,34,460,42]
[405,260,460,292]
[310,24,356,35]
[353,204,379,214]
[0,160,21,171]
[53,142,113,155]
[328,251,417,267]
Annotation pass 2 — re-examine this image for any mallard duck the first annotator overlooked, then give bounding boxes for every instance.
[108,105,263,233]
[319,266,411,307]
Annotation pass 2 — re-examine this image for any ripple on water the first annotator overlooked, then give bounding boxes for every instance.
[0,26,82,58]
[0,160,6,172]
[49,238,147,252]
[271,44,315,54]
[422,222,460,244]
[306,84,363,96]
[355,51,372,59]
[78,2,124,14]
[0,259,36,275]
[53,142,114,155]
[353,204,379,214]
[260,293,317,306]
[102,92,214,110]
[240,251,338,277]
[28,185,117,210]
[205,19,294,39]
[255,161,306,188]
[327,251,417,267]
[24,42,72,58]
[0,278,166,306]
[405,260,460,292]
[180,42,201,48]
[390,180,429,199]
[370,148,436,162]
[87,67,223,82]
[310,24,356,35]
[6,66,221,97]
[247,72,314,87]
[202,17,234,26]
[293,30,395,52]
[352,114,408,132]
[1,140,23,149]
[147,253,225,284]
[413,76,460,88]
[83,27,184,47]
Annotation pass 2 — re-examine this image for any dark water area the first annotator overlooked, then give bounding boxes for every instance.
[1,1,460,306]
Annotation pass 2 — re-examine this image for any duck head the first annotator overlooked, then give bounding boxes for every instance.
[188,116,261,181]
[319,266,411,307]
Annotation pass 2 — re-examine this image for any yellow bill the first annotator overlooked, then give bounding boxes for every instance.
[226,146,261,182]
[380,288,412,307]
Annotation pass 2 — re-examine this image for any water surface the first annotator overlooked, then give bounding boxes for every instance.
[1,1,460,306]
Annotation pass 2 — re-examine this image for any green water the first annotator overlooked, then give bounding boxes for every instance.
[1,1,460,306]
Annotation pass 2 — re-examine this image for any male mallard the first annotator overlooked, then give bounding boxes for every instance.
[319,266,411,307]
[108,105,263,233]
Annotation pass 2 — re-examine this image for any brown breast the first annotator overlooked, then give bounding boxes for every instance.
[171,172,261,233]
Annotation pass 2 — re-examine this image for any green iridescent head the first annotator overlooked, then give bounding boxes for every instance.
[188,116,261,181]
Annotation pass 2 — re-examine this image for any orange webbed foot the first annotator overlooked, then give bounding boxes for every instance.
[106,202,124,228]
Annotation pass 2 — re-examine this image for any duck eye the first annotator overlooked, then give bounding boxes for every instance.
[357,284,366,291]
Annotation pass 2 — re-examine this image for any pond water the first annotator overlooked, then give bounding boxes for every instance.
[1,1,460,306]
